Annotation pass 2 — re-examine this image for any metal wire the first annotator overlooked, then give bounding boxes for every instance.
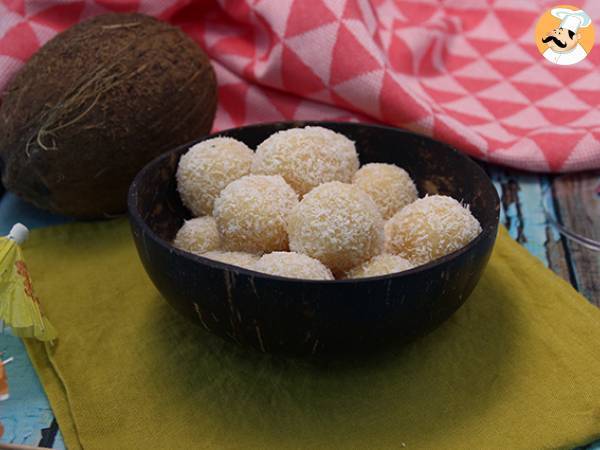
[541,183,600,252]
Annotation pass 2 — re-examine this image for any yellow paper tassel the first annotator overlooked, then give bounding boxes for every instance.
[0,224,57,342]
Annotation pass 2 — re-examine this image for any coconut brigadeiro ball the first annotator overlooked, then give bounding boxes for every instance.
[345,254,414,279]
[213,175,298,253]
[253,252,334,280]
[287,181,384,274]
[202,251,259,269]
[252,126,359,196]
[177,137,254,217]
[173,217,220,255]
[385,195,482,266]
[352,163,418,219]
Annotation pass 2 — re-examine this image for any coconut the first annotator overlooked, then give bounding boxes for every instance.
[0,13,217,218]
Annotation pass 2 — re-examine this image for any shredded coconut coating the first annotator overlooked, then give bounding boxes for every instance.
[344,254,414,279]
[213,175,299,253]
[352,163,418,219]
[287,181,384,274]
[385,195,482,265]
[176,137,254,216]
[202,250,260,269]
[253,252,334,280]
[173,216,221,255]
[252,126,359,196]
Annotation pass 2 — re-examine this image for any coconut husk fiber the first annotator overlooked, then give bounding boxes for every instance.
[0,13,217,218]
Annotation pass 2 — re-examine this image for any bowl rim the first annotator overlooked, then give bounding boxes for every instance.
[128,120,500,284]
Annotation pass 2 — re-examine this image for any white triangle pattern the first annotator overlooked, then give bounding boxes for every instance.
[466,11,510,42]
[0,0,598,172]
[333,69,384,117]
[487,42,536,63]
[435,113,489,153]
[321,0,346,19]
[568,109,600,128]
[0,11,22,38]
[445,35,480,58]
[490,138,551,172]
[453,59,504,81]
[471,122,518,143]
[285,22,339,85]
[422,75,468,95]
[442,95,495,120]
[254,0,294,37]
[253,42,284,88]
[536,88,590,111]
[570,71,600,90]
[29,22,55,46]
[563,133,600,170]
[477,81,530,104]
[510,64,562,86]
[343,19,386,66]
[0,55,22,88]
[500,106,553,129]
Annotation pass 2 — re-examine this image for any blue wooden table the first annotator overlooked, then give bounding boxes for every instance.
[1,164,599,449]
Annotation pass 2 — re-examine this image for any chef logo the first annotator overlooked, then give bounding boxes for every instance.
[535,5,595,66]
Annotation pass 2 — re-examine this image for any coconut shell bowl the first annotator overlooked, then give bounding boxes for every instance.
[128,121,500,356]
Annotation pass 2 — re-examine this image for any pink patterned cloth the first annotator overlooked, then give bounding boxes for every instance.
[1,0,599,172]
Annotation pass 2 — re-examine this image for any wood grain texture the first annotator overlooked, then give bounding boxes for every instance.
[552,171,600,307]
[541,176,574,283]
[487,167,573,283]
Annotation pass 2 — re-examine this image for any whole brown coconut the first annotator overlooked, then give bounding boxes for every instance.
[0,13,217,218]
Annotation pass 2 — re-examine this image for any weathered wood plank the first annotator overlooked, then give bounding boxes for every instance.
[540,177,573,283]
[544,225,573,283]
[552,172,600,307]
[486,166,572,283]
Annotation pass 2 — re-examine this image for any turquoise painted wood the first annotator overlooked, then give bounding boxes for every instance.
[490,171,562,263]
[1,165,599,449]
[0,333,65,449]
[0,193,73,236]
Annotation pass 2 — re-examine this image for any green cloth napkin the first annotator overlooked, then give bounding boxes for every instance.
[22,219,600,450]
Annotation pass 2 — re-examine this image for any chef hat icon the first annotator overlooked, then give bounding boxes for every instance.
[551,8,592,33]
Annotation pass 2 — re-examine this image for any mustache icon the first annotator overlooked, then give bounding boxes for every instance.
[542,35,567,48]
